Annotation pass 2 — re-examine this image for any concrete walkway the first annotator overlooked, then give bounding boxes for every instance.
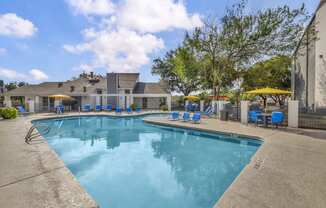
[144,118,326,208]
[1,112,326,208]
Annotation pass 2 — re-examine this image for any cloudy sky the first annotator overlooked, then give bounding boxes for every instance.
[0,0,319,83]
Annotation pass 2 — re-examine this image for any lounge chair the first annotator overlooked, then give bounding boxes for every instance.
[126,107,132,114]
[192,113,201,124]
[270,111,284,128]
[136,107,141,113]
[115,107,122,114]
[55,105,64,114]
[16,106,31,115]
[82,104,92,112]
[248,110,263,125]
[169,112,179,121]
[182,112,191,122]
[203,105,213,117]
[95,105,102,111]
[105,104,113,111]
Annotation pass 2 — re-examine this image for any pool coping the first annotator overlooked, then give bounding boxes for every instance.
[1,112,326,208]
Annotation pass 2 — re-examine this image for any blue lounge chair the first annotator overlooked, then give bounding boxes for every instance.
[136,107,141,113]
[182,112,191,122]
[82,104,91,112]
[95,105,102,111]
[115,107,122,114]
[169,112,179,121]
[192,113,201,123]
[17,106,27,113]
[270,111,284,128]
[105,104,112,111]
[203,105,213,117]
[55,105,64,114]
[248,111,263,125]
[126,107,132,114]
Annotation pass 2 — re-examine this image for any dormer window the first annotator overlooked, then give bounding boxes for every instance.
[58,83,63,88]
[70,86,75,92]
[83,86,87,92]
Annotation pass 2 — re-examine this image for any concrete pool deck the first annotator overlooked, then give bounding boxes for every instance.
[0,112,325,208]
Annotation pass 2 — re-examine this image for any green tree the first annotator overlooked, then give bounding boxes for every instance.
[5,82,18,91]
[152,37,202,95]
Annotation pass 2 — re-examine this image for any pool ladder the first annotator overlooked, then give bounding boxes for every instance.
[24,124,50,144]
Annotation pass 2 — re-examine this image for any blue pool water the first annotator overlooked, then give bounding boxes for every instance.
[34,115,261,208]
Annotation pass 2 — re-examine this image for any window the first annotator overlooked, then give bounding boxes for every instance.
[70,86,75,92]
[125,89,130,94]
[58,83,63,88]
[83,86,87,92]
[96,89,102,94]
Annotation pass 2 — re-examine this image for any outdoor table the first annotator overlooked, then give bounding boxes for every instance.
[260,113,271,127]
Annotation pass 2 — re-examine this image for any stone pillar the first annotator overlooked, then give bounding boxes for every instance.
[241,101,249,124]
[35,96,40,112]
[185,100,189,111]
[167,95,172,111]
[288,100,299,128]
[4,96,11,107]
[96,96,101,105]
[28,99,35,113]
[200,100,204,112]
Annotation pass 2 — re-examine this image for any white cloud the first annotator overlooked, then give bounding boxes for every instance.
[73,63,94,73]
[0,67,27,79]
[67,0,115,16]
[117,0,203,33]
[0,67,49,82]
[29,69,49,81]
[64,0,202,73]
[0,13,37,38]
[0,48,7,55]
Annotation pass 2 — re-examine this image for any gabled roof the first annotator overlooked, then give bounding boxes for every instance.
[4,77,107,96]
[133,82,167,94]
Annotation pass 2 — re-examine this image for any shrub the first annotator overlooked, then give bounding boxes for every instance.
[130,103,137,110]
[160,105,169,111]
[0,107,18,119]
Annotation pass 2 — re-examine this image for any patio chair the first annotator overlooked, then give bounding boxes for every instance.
[270,111,284,128]
[105,104,113,111]
[182,112,191,122]
[126,107,132,114]
[192,112,201,124]
[135,107,141,113]
[249,111,263,125]
[16,106,31,115]
[115,107,122,114]
[95,105,102,111]
[169,112,179,121]
[55,105,64,114]
[82,104,91,112]
[204,105,213,117]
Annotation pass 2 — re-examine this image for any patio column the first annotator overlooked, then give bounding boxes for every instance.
[28,97,35,113]
[288,100,299,128]
[4,96,11,107]
[54,99,61,107]
[96,96,101,105]
[241,101,249,125]
[185,100,189,111]
[35,96,40,112]
[167,95,171,111]
[200,100,204,112]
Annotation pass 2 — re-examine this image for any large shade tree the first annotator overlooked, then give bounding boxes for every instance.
[152,36,202,96]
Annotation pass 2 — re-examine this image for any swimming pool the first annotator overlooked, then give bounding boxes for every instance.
[34,115,261,208]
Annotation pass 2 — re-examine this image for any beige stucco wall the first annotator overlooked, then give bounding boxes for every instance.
[315,2,326,109]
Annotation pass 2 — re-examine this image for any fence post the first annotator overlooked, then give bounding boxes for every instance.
[185,100,189,111]
[288,100,299,128]
[200,100,204,112]
[241,101,249,124]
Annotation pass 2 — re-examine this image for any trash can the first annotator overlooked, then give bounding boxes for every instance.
[220,110,229,121]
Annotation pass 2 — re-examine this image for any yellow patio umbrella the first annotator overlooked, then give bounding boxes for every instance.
[49,94,74,100]
[244,87,291,108]
[244,87,291,95]
[184,95,200,102]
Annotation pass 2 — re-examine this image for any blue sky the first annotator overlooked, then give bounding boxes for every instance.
[0,0,319,84]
